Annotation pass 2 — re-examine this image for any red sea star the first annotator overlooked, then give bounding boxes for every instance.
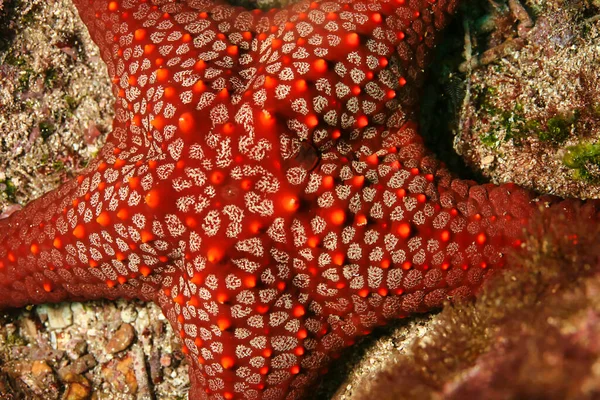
[0,0,597,399]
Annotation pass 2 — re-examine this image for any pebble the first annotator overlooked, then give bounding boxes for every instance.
[105,323,135,354]
[37,304,73,330]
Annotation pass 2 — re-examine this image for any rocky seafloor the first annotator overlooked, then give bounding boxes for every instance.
[2,0,600,399]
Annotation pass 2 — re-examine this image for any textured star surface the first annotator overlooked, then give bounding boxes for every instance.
[0,0,597,399]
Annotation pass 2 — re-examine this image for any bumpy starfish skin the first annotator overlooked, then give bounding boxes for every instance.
[0,0,597,399]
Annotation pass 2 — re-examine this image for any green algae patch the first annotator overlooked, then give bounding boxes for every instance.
[564,141,600,182]
[539,111,579,144]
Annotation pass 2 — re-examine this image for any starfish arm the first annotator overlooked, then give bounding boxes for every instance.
[0,146,173,308]
[155,247,333,400]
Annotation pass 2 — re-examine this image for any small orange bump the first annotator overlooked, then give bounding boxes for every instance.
[191,273,203,285]
[159,255,169,263]
[294,346,305,356]
[330,209,345,225]
[178,112,195,134]
[193,60,206,72]
[106,279,116,288]
[30,243,39,255]
[358,288,369,298]
[306,114,319,128]
[96,211,111,227]
[188,295,201,307]
[297,329,308,339]
[322,175,334,189]
[259,366,269,375]
[440,230,450,242]
[292,304,306,318]
[222,122,235,135]
[401,261,412,270]
[282,195,300,212]
[226,45,238,56]
[351,175,365,187]
[108,1,118,11]
[290,365,300,375]
[207,247,223,263]
[294,79,307,92]
[43,281,53,292]
[116,252,126,261]
[380,259,391,269]
[332,129,341,139]
[356,115,369,128]
[185,217,197,228]
[224,393,234,400]
[271,38,283,49]
[355,214,367,226]
[144,44,155,54]
[417,194,426,203]
[241,179,252,190]
[256,304,269,314]
[313,59,327,73]
[244,276,257,288]
[117,276,127,285]
[141,231,154,243]
[367,154,380,166]
[145,190,160,208]
[73,225,85,239]
[156,68,169,83]
[397,222,411,239]
[378,288,389,297]
[216,292,229,303]
[128,177,140,189]
[398,77,407,86]
[139,265,151,277]
[192,80,206,93]
[52,237,63,249]
[116,209,129,220]
[346,32,360,47]
[307,236,320,248]
[333,252,345,266]
[217,318,231,331]
[476,233,487,245]
[182,33,192,43]
[249,221,262,234]
[264,75,277,89]
[163,87,177,100]
[89,259,99,268]
[210,171,225,185]
[174,293,185,305]
[151,115,165,130]
[371,12,382,23]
